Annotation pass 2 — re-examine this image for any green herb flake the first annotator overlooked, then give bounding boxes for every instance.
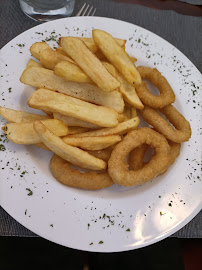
[88,223,90,230]
[8,87,12,93]
[98,241,104,244]
[17,43,25,47]
[50,224,53,227]
[168,203,172,207]
[26,188,33,196]
[138,38,141,43]
[126,228,130,232]
[0,145,6,151]
[89,242,93,245]
[25,209,27,215]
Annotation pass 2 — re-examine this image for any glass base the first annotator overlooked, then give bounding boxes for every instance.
[19,0,75,22]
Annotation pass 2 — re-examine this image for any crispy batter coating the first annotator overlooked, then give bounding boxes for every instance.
[141,105,191,143]
[129,141,181,173]
[136,66,175,108]
[108,128,171,187]
[50,148,114,190]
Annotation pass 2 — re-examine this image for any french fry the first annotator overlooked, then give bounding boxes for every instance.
[118,114,125,123]
[130,57,137,63]
[33,120,106,170]
[65,117,140,138]
[95,50,108,61]
[92,30,142,86]
[68,127,90,135]
[63,135,121,151]
[40,47,74,70]
[131,107,137,117]
[59,37,126,54]
[102,62,144,109]
[53,112,99,129]
[123,106,132,121]
[30,42,50,60]
[56,47,68,56]
[61,37,120,92]
[20,67,124,113]
[28,89,119,127]
[0,106,49,123]
[54,61,92,83]
[3,119,69,144]
[26,59,42,68]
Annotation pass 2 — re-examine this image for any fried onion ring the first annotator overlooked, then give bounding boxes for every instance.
[50,150,114,190]
[141,105,191,143]
[108,128,171,187]
[129,141,180,173]
[136,66,175,108]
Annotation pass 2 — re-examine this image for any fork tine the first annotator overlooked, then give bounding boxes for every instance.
[81,4,89,16]
[86,6,93,16]
[91,8,96,16]
[76,3,86,16]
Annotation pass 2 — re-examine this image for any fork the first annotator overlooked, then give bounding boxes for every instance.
[76,3,96,16]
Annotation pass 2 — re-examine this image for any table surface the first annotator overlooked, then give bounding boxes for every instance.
[0,0,201,239]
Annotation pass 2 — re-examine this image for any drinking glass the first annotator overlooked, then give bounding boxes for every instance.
[19,0,75,22]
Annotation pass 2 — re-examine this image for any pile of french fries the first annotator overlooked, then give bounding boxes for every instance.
[1,30,143,173]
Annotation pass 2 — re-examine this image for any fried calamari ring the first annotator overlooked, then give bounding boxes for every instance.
[136,66,175,108]
[129,141,181,173]
[50,149,114,190]
[141,105,191,143]
[108,128,171,187]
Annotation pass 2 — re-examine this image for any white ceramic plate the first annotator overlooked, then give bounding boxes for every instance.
[0,17,201,252]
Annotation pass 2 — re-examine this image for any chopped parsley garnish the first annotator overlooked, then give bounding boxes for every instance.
[99,241,104,244]
[50,224,53,227]
[126,228,130,232]
[8,87,12,93]
[26,188,33,196]
[89,242,93,245]
[0,145,6,151]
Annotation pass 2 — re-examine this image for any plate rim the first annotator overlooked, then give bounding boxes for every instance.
[0,16,201,253]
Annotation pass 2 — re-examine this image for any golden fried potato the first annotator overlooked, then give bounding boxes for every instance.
[3,119,68,144]
[59,37,126,54]
[30,42,50,60]
[33,121,106,170]
[66,117,140,138]
[54,61,92,83]
[28,89,119,127]
[103,62,144,109]
[92,30,141,86]
[62,135,121,150]
[20,67,124,113]
[68,127,90,135]
[26,59,42,68]
[56,47,69,56]
[53,112,99,129]
[0,106,49,123]
[40,47,74,69]
[61,37,120,92]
